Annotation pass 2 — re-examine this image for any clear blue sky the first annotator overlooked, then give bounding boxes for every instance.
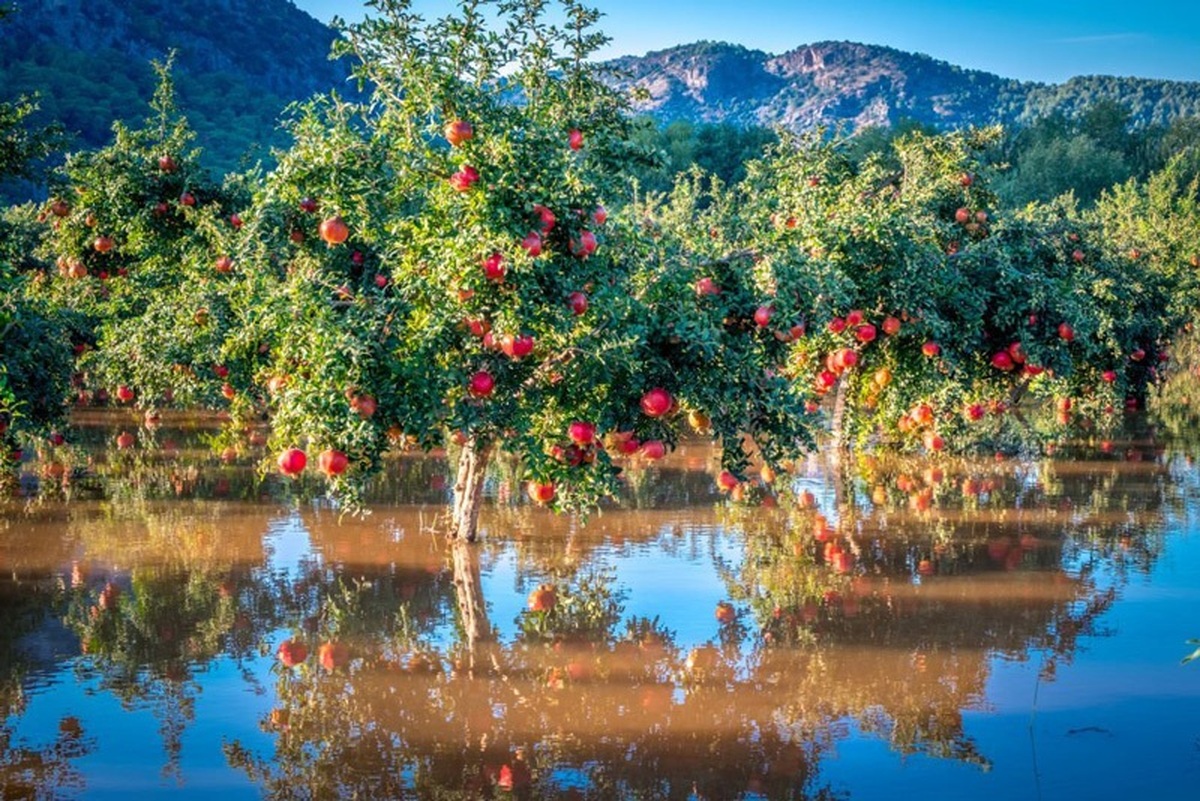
[293,0,1200,84]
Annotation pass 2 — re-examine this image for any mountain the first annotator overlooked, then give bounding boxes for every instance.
[5,0,1200,184]
[0,0,350,177]
[604,40,1200,132]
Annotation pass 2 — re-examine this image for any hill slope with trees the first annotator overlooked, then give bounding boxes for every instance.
[0,0,350,177]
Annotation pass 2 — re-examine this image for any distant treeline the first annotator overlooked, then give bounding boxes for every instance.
[626,100,1200,208]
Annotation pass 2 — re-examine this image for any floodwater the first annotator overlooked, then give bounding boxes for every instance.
[2,412,1199,800]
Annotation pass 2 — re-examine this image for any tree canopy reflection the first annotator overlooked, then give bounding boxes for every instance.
[0,413,1188,797]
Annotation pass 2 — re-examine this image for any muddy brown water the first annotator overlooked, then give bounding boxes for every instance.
[1,411,1198,799]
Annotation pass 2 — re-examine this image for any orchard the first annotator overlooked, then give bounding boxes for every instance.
[3,0,1200,542]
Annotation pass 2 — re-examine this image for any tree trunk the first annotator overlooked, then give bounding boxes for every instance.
[829,379,851,462]
[829,380,855,511]
[451,537,493,647]
[451,438,492,543]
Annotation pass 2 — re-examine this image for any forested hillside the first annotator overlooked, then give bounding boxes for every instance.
[0,0,349,177]
[4,2,1200,209]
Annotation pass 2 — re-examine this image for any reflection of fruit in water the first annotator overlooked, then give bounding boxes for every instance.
[318,641,350,672]
[276,639,308,668]
[527,584,556,612]
[98,582,120,609]
[715,601,736,624]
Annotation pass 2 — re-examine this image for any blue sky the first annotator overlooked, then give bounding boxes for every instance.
[294,0,1200,84]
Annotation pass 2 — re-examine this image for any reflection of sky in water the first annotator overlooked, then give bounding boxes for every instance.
[262,510,312,576]
[824,505,1200,801]
[483,523,742,648]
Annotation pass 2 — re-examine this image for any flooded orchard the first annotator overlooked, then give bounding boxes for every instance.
[2,412,1199,800]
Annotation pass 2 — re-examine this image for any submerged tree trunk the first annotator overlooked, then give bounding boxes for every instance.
[829,379,852,462]
[451,537,493,648]
[829,380,856,511]
[451,438,492,543]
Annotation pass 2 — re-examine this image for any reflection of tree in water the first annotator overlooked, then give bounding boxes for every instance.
[0,514,98,795]
[0,410,1192,797]
[224,555,845,800]
[55,504,280,781]
[0,716,94,800]
[714,445,1174,770]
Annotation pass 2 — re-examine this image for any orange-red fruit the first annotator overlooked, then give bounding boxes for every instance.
[715,601,736,624]
[444,119,473,146]
[640,439,666,460]
[501,333,535,360]
[351,394,377,418]
[640,387,673,418]
[520,231,542,257]
[482,251,505,282]
[882,316,901,335]
[991,351,1015,371]
[278,448,307,476]
[1071,249,1084,263]
[449,165,480,191]
[568,128,584,150]
[94,236,114,253]
[527,481,556,504]
[1058,322,1075,342]
[318,449,349,476]
[115,431,135,450]
[717,470,739,492]
[115,385,135,403]
[215,255,233,273]
[468,370,495,398]
[532,203,556,233]
[754,305,773,328]
[1130,348,1146,362]
[1101,370,1117,383]
[955,207,971,224]
[922,341,941,358]
[924,432,945,452]
[319,216,349,246]
[570,230,597,257]
[855,324,876,343]
[568,421,596,446]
